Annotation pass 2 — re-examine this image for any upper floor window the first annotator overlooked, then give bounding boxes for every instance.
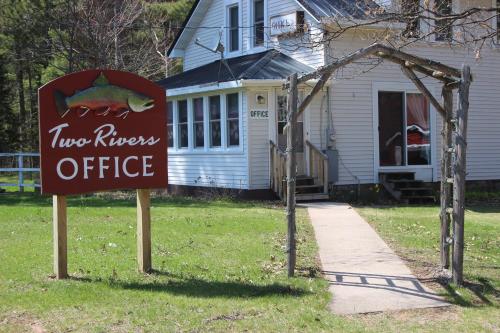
[178,100,188,148]
[226,93,240,146]
[497,0,500,42]
[228,5,239,52]
[253,0,265,47]
[402,0,420,38]
[167,101,173,148]
[193,98,204,148]
[434,0,452,41]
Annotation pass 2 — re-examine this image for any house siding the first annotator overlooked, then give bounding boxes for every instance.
[183,0,325,71]
[327,34,500,185]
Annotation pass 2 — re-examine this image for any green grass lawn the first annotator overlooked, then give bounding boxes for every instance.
[0,193,498,332]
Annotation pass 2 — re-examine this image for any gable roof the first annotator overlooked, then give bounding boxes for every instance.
[158,49,314,90]
[167,0,383,57]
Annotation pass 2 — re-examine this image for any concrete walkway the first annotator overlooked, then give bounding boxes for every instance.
[305,202,449,315]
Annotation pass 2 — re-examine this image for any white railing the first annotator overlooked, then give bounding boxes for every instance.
[0,153,40,192]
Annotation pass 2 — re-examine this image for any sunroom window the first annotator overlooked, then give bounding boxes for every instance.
[193,97,204,148]
[209,96,221,147]
[434,0,452,41]
[226,93,239,146]
[167,101,173,148]
[178,100,188,148]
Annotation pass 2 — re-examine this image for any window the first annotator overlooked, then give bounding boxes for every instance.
[497,0,500,42]
[193,98,204,148]
[209,96,221,147]
[378,91,431,167]
[178,100,188,148]
[167,101,173,148]
[253,0,264,47]
[228,5,239,52]
[226,93,239,146]
[435,0,452,41]
[402,0,420,38]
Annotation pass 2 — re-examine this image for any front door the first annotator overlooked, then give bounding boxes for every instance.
[277,95,305,175]
[378,91,431,167]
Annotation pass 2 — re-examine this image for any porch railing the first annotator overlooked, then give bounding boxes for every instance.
[270,140,287,200]
[306,140,329,194]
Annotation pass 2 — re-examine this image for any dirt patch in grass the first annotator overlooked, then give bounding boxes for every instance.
[0,311,46,333]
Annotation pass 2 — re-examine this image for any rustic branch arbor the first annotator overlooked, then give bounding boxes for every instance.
[284,43,472,285]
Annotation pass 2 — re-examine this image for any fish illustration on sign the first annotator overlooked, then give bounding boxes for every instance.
[54,72,155,119]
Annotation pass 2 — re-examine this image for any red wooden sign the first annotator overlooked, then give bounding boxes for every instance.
[38,70,167,195]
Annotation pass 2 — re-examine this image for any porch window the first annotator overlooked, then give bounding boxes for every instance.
[178,100,188,148]
[226,93,239,146]
[276,95,303,152]
[434,0,452,41]
[209,95,221,147]
[167,101,173,148]
[193,97,204,148]
[378,91,431,167]
[253,0,265,47]
[228,5,239,52]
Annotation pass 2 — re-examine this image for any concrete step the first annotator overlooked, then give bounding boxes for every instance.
[296,193,329,202]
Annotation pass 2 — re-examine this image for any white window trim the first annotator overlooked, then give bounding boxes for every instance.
[372,82,438,183]
[224,0,243,57]
[249,0,267,51]
[168,90,243,155]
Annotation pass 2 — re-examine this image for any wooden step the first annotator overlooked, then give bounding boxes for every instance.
[296,193,329,202]
[296,176,315,186]
[296,184,324,194]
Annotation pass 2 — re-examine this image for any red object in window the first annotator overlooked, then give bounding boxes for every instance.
[38,70,168,195]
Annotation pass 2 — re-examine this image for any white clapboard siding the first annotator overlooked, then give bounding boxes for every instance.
[328,34,500,185]
[183,0,325,71]
[167,91,249,189]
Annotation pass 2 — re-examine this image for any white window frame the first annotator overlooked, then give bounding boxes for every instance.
[249,0,267,50]
[167,90,243,155]
[372,82,438,183]
[225,0,242,56]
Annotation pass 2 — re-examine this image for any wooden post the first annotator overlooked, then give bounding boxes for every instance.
[53,195,68,279]
[286,73,298,277]
[452,65,471,285]
[137,189,152,273]
[440,87,453,269]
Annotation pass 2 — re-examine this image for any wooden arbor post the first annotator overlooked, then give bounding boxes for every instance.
[452,65,471,285]
[440,87,454,269]
[286,73,299,277]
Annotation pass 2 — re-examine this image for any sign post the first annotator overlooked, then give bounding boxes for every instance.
[39,70,167,279]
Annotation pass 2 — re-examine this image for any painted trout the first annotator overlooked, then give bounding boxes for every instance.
[54,72,155,118]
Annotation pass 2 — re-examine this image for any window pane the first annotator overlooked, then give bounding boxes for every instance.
[209,96,221,147]
[435,0,452,41]
[167,124,173,148]
[254,0,264,21]
[178,100,187,123]
[230,6,238,27]
[194,123,204,148]
[167,101,173,125]
[226,93,239,147]
[193,98,203,122]
[179,124,188,148]
[378,92,405,166]
[228,119,239,146]
[406,93,430,165]
[211,122,221,147]
[255,22,264,46]
[230,29,239,51]
[178,100,188,148]
[227,93,239,118]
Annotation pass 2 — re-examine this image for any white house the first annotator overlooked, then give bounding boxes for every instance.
[159,0,500,201]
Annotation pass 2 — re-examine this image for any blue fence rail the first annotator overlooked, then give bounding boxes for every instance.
[0,153,40,192]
